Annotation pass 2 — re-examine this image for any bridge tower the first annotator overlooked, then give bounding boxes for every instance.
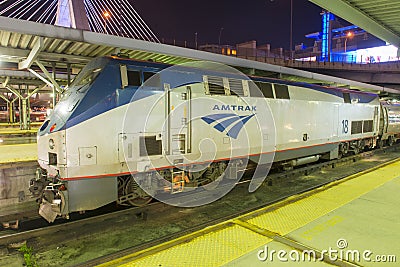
[56,0,90,30]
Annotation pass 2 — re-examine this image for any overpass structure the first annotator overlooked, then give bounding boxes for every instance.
[305,0,400,90]
[309,0,400,57]
[1,0,400,129]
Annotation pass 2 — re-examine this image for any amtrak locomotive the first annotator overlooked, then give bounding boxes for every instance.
[30,56,400,222]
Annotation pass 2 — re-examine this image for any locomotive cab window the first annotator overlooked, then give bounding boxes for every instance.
[274,84,290,99]
[143,72,156,82]
[127,70,141,87]
[73,67,102,90]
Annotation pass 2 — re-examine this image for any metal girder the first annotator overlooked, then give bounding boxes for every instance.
[35,61,61,92]
[0,46,91,65]
[18,37,44,69]
[2,76,9,87]
[0,69,70,80]
[309,0,400,56]
[5,85,22,98]
[28,68,56,90]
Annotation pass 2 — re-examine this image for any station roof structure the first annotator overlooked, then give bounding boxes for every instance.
[0,16,399,94]
[309,0,400,56]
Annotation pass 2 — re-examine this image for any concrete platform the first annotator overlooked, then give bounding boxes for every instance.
[0,144,38,208]
[101,158,400,267]
[0,144,37,164]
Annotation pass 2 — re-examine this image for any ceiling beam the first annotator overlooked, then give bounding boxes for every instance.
[0,46,92,64]
[309,0,400,54]
[18,37,43,69]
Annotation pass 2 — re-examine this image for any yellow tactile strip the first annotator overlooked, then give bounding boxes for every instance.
[245,160,400,235]
[120,225,272,267]
[100,158,400,267]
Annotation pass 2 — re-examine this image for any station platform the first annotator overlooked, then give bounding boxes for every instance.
[0,125,39,145]
[0,128,37,135]
[101,158,400,267]
[0,143,37,164]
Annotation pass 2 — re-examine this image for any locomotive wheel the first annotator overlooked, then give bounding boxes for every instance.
[200,163,226,190]
[124,178,152,206]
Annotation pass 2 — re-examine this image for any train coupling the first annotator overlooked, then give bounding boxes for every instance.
[29,168,50,198]
[39,183,69,223]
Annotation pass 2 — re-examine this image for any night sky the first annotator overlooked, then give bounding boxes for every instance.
[131,0,324,50]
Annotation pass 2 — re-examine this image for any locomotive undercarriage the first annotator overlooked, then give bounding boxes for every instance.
[30,160,247,222]
[338,137,377,158]
[116,161,240,206]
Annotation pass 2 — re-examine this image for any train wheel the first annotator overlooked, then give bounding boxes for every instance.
[200,163,226,190]
[124,178,153,206]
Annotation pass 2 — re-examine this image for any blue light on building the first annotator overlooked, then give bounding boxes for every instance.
[321,12,335,61]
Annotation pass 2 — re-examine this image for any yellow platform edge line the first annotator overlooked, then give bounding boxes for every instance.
[98,157,400,267]
[0,130,38,134]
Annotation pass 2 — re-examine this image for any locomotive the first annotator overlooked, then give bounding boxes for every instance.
[29,56,400,222]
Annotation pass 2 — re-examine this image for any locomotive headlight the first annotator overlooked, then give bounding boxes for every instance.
[49,138,55,150]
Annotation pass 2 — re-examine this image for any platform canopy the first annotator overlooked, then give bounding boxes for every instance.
[309,0,400,56]
[0,16,399,94]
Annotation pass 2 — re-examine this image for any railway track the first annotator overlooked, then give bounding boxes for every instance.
[0,145,399,266]
[82,145,400,266]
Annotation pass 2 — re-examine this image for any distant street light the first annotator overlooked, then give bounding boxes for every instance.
[103,11,110,34]
[219,27,224,46]
[344,31,353,53]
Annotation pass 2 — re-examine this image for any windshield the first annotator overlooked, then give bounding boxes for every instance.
[71,67,103,89]
[38,57,110,135]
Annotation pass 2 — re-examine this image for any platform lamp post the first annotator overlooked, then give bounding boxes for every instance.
[103,11,110,34]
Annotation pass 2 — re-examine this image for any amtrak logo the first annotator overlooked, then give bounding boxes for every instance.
[201,113,256,139]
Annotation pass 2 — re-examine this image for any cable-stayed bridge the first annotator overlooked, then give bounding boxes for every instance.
[0,0,159,42]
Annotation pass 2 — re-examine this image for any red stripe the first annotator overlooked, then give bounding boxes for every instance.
[60,137,375,181]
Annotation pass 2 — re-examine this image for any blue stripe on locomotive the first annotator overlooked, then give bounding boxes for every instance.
[39,56,379,134]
